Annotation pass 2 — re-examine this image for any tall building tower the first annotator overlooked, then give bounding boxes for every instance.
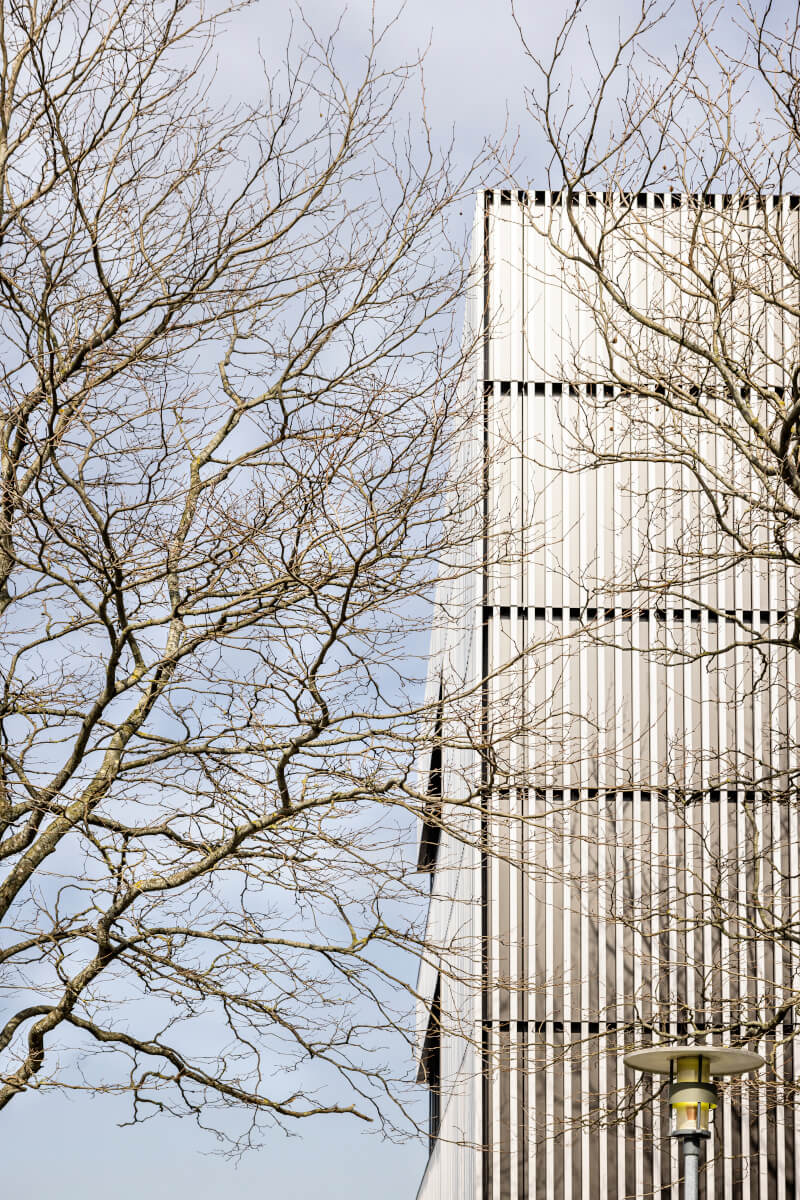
[416,190,800,1200]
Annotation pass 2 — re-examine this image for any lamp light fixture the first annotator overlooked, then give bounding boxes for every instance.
[624,1044,763,1200]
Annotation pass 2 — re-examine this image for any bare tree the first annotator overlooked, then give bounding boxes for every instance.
[0,0,488,1146]
[507,0,800,1026]
[515,0,800,659]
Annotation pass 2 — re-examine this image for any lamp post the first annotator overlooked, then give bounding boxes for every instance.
[623,1045,764,1200]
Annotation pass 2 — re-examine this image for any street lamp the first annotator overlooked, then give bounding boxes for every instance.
[623,1044,764,1200]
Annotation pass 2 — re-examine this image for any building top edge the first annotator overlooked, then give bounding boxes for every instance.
[482,187,800,209]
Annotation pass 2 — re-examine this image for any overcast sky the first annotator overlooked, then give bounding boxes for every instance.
[0,1,694,1197]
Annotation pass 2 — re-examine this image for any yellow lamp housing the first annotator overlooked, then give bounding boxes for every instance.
[669,1057,717,1136]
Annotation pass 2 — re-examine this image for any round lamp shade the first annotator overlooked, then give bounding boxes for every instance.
[624,1045,764,1077]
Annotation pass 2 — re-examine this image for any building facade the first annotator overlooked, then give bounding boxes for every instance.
[415,190,800,1200]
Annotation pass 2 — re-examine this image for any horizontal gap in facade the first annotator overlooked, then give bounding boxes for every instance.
[491,787,780,804]
[487,188,800,210]
[483,380,787,399]
[482,605,788,624]
[482,1020,796,1036]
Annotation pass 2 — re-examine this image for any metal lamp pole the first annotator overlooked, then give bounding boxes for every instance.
[624,1045,763,1200]
[681,1132,702,1200]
